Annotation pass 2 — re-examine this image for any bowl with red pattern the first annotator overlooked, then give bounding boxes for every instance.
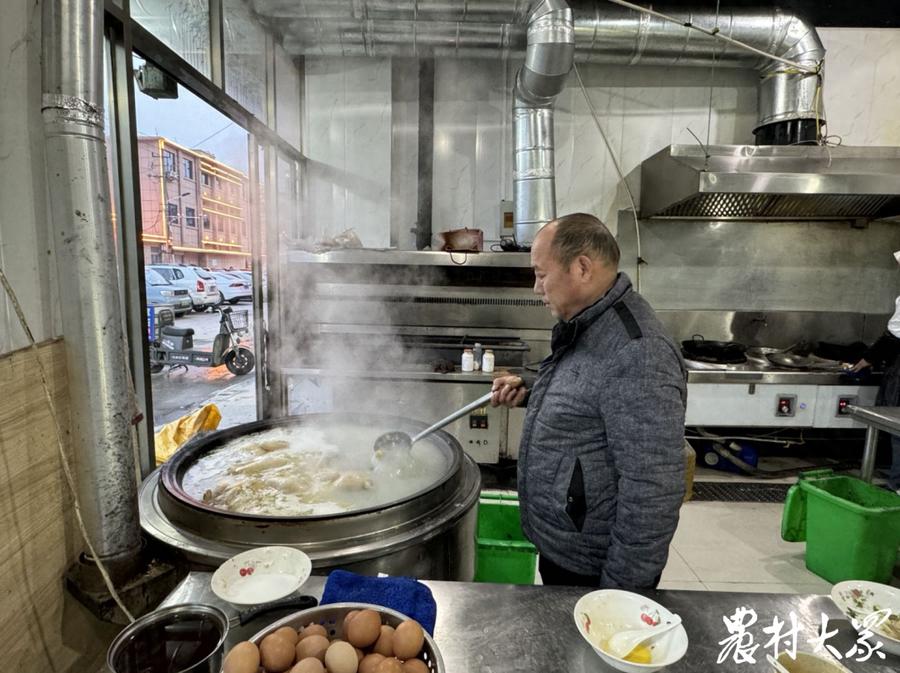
[211,546,311,606]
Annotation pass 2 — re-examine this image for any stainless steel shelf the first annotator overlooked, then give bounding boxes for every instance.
[283,248,533,268]
[687,369,879,385]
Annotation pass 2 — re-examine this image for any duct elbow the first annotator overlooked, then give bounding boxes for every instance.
[514,0,575,107]
[754,10,826,143]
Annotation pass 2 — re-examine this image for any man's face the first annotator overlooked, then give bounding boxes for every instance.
[531,228,581,321]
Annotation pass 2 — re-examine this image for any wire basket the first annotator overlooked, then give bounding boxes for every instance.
[226,310,249,331]
[248,603,444,673]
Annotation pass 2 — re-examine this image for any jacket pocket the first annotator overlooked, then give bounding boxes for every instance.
[565,457,587,532]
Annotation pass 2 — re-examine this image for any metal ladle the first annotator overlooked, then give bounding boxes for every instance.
[373,391,494,453]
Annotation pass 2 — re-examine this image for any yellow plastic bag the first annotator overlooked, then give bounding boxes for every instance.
[154,403,222,465]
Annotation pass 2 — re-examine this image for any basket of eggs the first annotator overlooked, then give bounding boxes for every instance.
[223,603,443,673]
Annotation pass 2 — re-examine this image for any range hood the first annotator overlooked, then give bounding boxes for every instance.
[640,144,900,221]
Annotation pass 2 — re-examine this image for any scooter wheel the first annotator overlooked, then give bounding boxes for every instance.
[224,347,255,375]
[149,363,164,374]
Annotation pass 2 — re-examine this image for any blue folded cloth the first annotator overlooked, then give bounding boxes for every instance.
[320,569,437,634]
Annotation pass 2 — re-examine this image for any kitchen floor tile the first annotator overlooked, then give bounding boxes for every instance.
[701,580,833,594]
[661,547,702,582]
[672,501,821,584]
[657,580,707,591]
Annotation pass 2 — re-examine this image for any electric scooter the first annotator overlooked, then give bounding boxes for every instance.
[149,305,255,375]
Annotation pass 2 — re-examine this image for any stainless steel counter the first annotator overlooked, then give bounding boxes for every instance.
[847,405,900,483]
[162,573,897,672]
[686,368,879,385]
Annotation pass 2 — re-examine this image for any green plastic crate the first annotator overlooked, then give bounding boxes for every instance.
[782,470,900,584]
[475,493,537,585]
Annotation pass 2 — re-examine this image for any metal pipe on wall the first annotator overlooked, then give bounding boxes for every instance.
[272,2,825,135]
[42,0,142,573]
[513,0,574,246]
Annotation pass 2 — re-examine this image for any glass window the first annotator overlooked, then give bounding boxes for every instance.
[201,171,211,186]
[185,206,196,226]
[166,202,179,224]
[202,214,211,229]
[182,157,194,180]
[163,149,176,174]
[131,0,211,77]
[224,0,266,119]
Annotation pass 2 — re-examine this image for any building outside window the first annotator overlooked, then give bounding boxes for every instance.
[166,202,179,225]
[185,206,196,227]
[162,149,176,175]
[182,158,194,180]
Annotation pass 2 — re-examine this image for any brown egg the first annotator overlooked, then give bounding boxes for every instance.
[372,625,394,657]
[346,609,382,648]
[373,658,404,673]
[402,660,429,673]
[392,621,424,660]
[273,626,300,646]
[299,623,329,641]
[324,641,359,673]
[291,658,326,673]
[342,610,360,635]
[296,634,330,662]
[358,653,385,673]
[260,634,297,673]
[223,641,260,673]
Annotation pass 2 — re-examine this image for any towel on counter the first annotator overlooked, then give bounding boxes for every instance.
[320,570,437,634]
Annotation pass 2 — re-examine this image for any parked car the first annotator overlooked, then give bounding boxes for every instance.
[212,271,251,304]
[144,268,192,315]
[148,264,219,311]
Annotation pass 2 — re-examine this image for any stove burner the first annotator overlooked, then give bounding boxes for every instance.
[682,352,747,365]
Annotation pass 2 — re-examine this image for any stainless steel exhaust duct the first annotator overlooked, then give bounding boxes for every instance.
[513,0,574,247]
[266,2,824,138]
[42,0,142,573]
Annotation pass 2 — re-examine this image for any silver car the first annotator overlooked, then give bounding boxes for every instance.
[148,264,219,312]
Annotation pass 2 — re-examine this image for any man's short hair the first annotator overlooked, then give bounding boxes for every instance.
[548,212,620,268]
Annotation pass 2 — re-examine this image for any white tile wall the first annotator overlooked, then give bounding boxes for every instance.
[302,57,392,247]
[300,28,900,247]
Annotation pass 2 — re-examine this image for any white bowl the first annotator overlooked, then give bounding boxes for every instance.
[573,589,688,673]
[211,546,311,606]
[830,580,900,657]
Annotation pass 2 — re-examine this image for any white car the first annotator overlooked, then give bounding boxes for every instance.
[212,271,251,304]
[148,264,219,311]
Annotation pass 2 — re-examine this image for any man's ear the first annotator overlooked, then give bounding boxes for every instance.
[575,255,593,280]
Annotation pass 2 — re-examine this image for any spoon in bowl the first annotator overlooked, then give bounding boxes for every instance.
[606,614,683,659]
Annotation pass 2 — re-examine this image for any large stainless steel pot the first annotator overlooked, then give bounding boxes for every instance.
[139,413,481,580]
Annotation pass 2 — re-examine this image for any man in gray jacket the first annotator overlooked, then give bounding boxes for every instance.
[491,213,686,589]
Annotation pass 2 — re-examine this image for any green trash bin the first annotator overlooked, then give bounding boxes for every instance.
[781,470,900,584]
[475,492,537,584]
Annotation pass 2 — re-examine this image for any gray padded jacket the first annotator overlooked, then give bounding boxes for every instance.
[518,272,687,588]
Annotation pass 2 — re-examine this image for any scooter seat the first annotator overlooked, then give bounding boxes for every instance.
[162,326,194,337]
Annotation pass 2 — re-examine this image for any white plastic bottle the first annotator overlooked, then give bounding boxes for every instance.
[482,349,495,373]
[461,348,475,372]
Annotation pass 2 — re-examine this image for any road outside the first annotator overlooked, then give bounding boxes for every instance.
[150,307,257,432]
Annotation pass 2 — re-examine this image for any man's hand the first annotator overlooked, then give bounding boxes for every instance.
[491,375,528,408]
[846,358,872,373]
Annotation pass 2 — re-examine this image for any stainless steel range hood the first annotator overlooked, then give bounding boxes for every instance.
[640,144,900,221]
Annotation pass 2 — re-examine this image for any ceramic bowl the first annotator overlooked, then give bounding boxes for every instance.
[211,546,311,606]
[573,589,688,673]
[830,580,900,657]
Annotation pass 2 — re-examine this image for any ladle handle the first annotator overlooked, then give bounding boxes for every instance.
[411,391,495,445]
